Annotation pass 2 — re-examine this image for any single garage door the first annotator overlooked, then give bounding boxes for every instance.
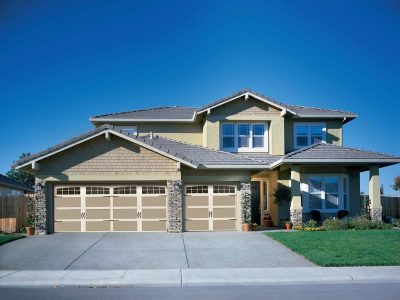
[184,185,237,231]
[54,185,167,232]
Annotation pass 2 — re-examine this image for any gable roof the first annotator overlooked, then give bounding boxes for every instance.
[12,125,269,170]
[89,89,357,123]
[0,174,34,192]
[271,142,400,168]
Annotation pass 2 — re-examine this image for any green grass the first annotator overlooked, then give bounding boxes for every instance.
[266,230,400,266]
[0,234,25,246]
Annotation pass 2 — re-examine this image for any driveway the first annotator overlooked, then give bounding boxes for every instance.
[0,232,313,270]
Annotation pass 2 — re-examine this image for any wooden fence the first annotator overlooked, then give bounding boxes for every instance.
[0,195,30,233]
[360,195,400,219]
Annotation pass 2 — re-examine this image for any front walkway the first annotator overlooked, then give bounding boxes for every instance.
[0,232,312,270]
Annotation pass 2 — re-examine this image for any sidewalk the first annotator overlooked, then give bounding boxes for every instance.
[0,267,400,287]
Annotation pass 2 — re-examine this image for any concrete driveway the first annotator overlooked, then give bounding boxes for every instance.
[0,232,313,270]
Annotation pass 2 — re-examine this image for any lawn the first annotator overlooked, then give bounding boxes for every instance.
[0,234,25,246]
[266,230,400,266]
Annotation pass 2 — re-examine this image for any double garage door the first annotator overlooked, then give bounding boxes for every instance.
[54,185,167,232]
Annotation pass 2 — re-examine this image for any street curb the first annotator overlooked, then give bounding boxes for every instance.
[0,267,399,288]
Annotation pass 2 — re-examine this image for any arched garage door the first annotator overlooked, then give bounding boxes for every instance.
[54,185,167,232]
[184,185,237,231]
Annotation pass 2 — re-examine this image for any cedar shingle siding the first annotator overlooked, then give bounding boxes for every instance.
[38,136,178,176]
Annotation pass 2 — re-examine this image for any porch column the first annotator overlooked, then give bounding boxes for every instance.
[34,179,48,235]
[290,165,302,226]
[369,166,382,221]
[239,182,251,230]
[167,180,183,233]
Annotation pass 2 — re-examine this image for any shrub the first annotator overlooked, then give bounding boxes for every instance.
[303,219,318,228]
[322,218,348,230]
[348,217,370,230]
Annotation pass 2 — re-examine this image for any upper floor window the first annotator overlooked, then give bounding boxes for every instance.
[294,123,326,149]
[116,126,138,136]
[221,123,268,152]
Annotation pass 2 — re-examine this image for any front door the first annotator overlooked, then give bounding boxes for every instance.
[250,182,261,225]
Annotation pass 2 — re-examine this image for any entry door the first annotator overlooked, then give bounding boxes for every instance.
[251,182,261,225]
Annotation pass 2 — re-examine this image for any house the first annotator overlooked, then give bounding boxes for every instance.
[12,89,400,234]
[0,174,34,196]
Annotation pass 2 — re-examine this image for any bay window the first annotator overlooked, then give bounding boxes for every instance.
[294,123,326,149]
[302,175,349,212]
[221,123,268,152]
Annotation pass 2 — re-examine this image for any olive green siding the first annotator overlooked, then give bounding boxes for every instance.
[284,118,343,153]
[36,135,180,181]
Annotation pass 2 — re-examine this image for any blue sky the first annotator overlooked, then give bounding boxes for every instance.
[0,0,399,194]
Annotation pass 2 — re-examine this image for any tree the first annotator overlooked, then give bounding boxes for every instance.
[393,176,400,191]
[7,153,35,188]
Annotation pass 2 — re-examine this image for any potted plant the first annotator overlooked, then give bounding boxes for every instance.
[263,213,273,227]
[272,183,291,207]
[285,221,293,230]
[25,196,35,236]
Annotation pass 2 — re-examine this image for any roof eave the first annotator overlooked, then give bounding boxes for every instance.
[270,158,400,169]
[201,164,270,169]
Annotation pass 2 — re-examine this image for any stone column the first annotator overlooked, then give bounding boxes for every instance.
[290,165,302,226]
[369,166,382,221]
[240,182,251,229]
[34,179,48,235]
[167,180,183,233]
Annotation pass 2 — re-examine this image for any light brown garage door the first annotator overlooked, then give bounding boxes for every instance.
[184,185,237,231]
[54,185,167,232]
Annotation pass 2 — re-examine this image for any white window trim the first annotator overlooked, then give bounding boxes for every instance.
[294,123,326,149]
[301,174,349,213]
[221,123,269,152]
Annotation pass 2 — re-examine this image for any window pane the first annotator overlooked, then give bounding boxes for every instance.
[326,193,339,209]
[223,136,235,148]
[309,177,322,193]
[253,136,264,147]
[238,124,250,136]
[238,124,250,148]
[311,135,323,143]
[297,136,308,147]
[325,177,339,193]
[311,126,323,135]
[238,136,249,147]
[223,124,234,136]
[309,194,322,209]
[296,126,308,135]
[253,124,264,136]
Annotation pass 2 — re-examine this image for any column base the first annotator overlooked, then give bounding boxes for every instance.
[370,207,382,221]
[290,209,303,226]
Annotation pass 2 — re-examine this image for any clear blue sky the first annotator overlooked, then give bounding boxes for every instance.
[1,0,399,194]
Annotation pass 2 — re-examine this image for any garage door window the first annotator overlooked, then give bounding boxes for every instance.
[213,186,235,194]
[114,186,137,194]
[86,187,110,195]
[56,187,80,195]
[142,186,166,194]
[186,186,208,194]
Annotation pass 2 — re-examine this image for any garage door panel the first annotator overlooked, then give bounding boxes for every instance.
[142,208,166,219]
[86,221,110,231]
[213,220,235,231]
[142,220,166,231]
[185,196,208,206]
[113,221,137,231]
[142,196,166,207]
[55,209,81,220]
[185,207,209,218]
[185,220,209,231]
[114,197,137,207]
[213,207,235,218]
[114,208,137,219]
[55,197,80,207]
[213,196,236,206]
[86,197,110,207]
[54,221,81,232]
[86,209,110,219]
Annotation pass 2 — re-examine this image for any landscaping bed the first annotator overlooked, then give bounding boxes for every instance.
[266,230,400,266]
[0,234,25,246]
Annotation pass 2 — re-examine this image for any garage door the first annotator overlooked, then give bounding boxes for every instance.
[54,185,167,232]
[184,185,237,231]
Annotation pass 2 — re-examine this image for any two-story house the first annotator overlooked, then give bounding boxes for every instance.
[13,89,400,234]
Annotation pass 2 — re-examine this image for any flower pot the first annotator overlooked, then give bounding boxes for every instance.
[285,222,293,230]
[242,223,251,232]
[26,227,35,236]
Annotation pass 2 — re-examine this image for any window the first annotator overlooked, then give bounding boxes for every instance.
[222,124,235,148]
[302,175,349,212]
[56,187,80,195]
[186,186,208,194]
[142,186,166,194]
[116,126,137,136]
[114,186,137,194]
[86,186,110,195]
[213,185,235,194]
[294,123,326,149]
[221,123,268,152]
